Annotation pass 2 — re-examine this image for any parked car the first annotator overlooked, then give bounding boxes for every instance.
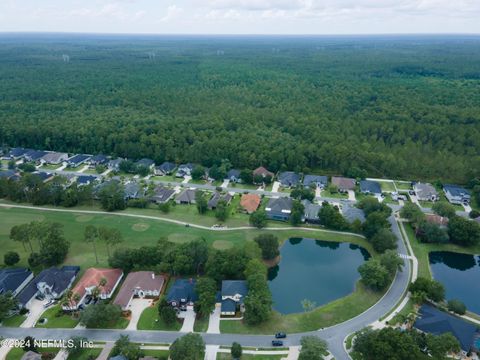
[275,332,287,339]
[271,340,283,347]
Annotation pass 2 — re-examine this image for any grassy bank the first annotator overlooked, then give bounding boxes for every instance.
[137,306,183,331]
[35,305,80,328]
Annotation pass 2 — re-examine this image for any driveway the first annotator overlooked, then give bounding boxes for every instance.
[21,299,47,328]
[205,345,219,360]
[179,306,196,333]
[347,190,356,201]
[182,176,191,184]
[206,305,221,334]
[126,298,153,330]
[221,179,229,188]
[271,181,280,193]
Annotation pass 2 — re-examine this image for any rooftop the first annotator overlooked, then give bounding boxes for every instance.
[114,271,165,309]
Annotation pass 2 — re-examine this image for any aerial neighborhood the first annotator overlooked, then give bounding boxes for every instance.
[0,145,479,360]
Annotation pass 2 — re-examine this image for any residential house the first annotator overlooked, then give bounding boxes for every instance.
[66,154,91,168]
[0,268,33,297]
[220,280,248,316]
[40,152,69,165]
[150,186,176,204]
[175,189,197,204]
[87,154,109,167]
[5,147,29,160]
[76,175,98,187]
[166,278,198,309]
[425,214,449,227]
[359,180,382,195]
[443,184,471,205]
[21,351,42,360]
[175,163,194,178]
[0,170,18,180]
[240,194,261,214]
[302,200,321,224]
[124,182,144,200]
[113,271,165,311]
[207,192,233,210]
[24,150,47,163]
[253,166,274,183]
[226,169,241,183]
[32,171,54,183]
[414,304,478,356]
[331,176,356,192]
[414,183,439,202]
[303,175,328,189]
[154,162,176,176]
[342,204,366,224]
[108,158,124,172]
[17,266,80,308]
[135,158,155,171]
[64,268,123,310]
[265,197,293,221]
[278,171,301,188]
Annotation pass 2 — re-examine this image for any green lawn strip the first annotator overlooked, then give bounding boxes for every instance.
[378,181,396,192]
[220,282,383,334]
[1,314,26,327]
[217,354,284,360]
[39,164,62,170]
[193,316,209,332]
[87,316,129,329]
[6,347,59,360]
[137,306,183,331]
[418,201,433,208]
[66,348,102,360]
[388,299,416,326]
[394,181,412,191]
[323,190,348,199]
[35,305,80,328]
[382,195,399,205]
[0,205,372,269]
[141,349,169,359]
[229,183,261,191]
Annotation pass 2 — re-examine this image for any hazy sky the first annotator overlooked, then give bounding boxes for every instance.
[1,0,479,34]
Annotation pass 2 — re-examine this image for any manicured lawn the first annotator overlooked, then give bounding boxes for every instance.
[65,165,85,172]
[151,175,179,183]
[388,299,417,326]
[193,315,209,332]
[217,353,285,359]
[39,164,62,170]
[378,181,396,192]
[1,314,26,327]
[323,190,348,199]
[141,349,170,359]
[394,181,412,191]
[382,195,399,205]
[418,201,433,208]
[0,204,372,270]
[190,178,207,185]
[67,348,102,360]
[87,315,129,329]
[35,305,80,328]
[6,347,59,360]
[220,282,383,334]
[137,305,183,331]
[230,183,261,191]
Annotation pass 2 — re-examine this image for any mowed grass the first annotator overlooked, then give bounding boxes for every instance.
[193,315,209,332]
[137,306,183,331]
[141,349,170,359]
[220,282,383,334]
[67,347,102,360]
[35,305,79,328]
[0,205,372,270]
[394,181,412,191]
[217,354,284,359]
[378,181,396,192]
[1,314,26,327]
[6,347,59,360]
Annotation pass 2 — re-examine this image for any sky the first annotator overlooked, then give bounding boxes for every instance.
[1,0,479,35]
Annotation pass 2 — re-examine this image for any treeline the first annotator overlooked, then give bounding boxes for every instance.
[1,37,480,183]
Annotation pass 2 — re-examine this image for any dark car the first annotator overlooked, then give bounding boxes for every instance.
[271,340,283,347]
[275,332,287,339]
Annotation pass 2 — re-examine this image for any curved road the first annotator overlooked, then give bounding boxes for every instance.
[0,205,411,360]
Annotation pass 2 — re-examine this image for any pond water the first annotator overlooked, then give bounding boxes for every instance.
[429,251,480,314]
[267,238,370,314]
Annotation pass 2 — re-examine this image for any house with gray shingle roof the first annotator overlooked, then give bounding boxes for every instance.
[413,183,439,202]
[342,204,366,224]
[150,186,176,204]
[302,200,321,224]
[359,180,382,195]
[66,154,91,168]
[443,184,471,205]
[221,280,248,316]
[135,158,155,170]
[207,192,233,210]
[265,197,293,221]
[176,163,194,178]
[331,176,356,192]
[278,171,301,188]
[0,268,33,297]
[303,175,328,189]
[40,152,69,165]
[226,169,241,183]
[155,162,176,176]
[175,189,197,204]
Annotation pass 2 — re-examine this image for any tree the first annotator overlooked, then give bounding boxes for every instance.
[158,202,171,213]
[195,191,208,214]
[243,259,272,325]
[447,299,467,315]
[67,337,88,357]
[79,303,122,328]
[84,225,99,264]
[111,335,144,360]
[400,202,425,225]
[4,251,20,266]
[289,200,304,226]
[38,222,70,266]
[158,297,177,325]
[432,202,456,218]
[409,277,445,303]
[448,215,480,247]
[231,342,242,359]
[370,229,397,253]
[299,336,328,360]
[170,333,205,360]
[0,293,18,322]
[416,221,449,244]
[291,186,314,201]
[358,258,390,291]
[195,277,217,317]
[191,166,206,181]
[215,200,229,222]
[379,250,403,276]
[249,210,267,229]
[10,223,33,253]
[362,211,390,239]
[98,181,126,211]
[357,197,392,217]
[98,226,123,258]
[240,170,253,184]
[254,234,279,260]
[318,202,349,230]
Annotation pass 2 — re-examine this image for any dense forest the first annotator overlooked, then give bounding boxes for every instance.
[0,34,479,183]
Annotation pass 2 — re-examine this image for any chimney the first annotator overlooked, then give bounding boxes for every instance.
[151,273,155,279]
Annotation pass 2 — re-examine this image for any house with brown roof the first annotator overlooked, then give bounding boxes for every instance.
[331,176,356,192]
[425,214,449,227]
[240,194,261,214]
[113,271,165,311]
[63,268,123,310]
[252,166,274,183]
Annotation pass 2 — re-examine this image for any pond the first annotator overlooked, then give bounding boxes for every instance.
[268,238,370,314]
[429,251,480,314]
